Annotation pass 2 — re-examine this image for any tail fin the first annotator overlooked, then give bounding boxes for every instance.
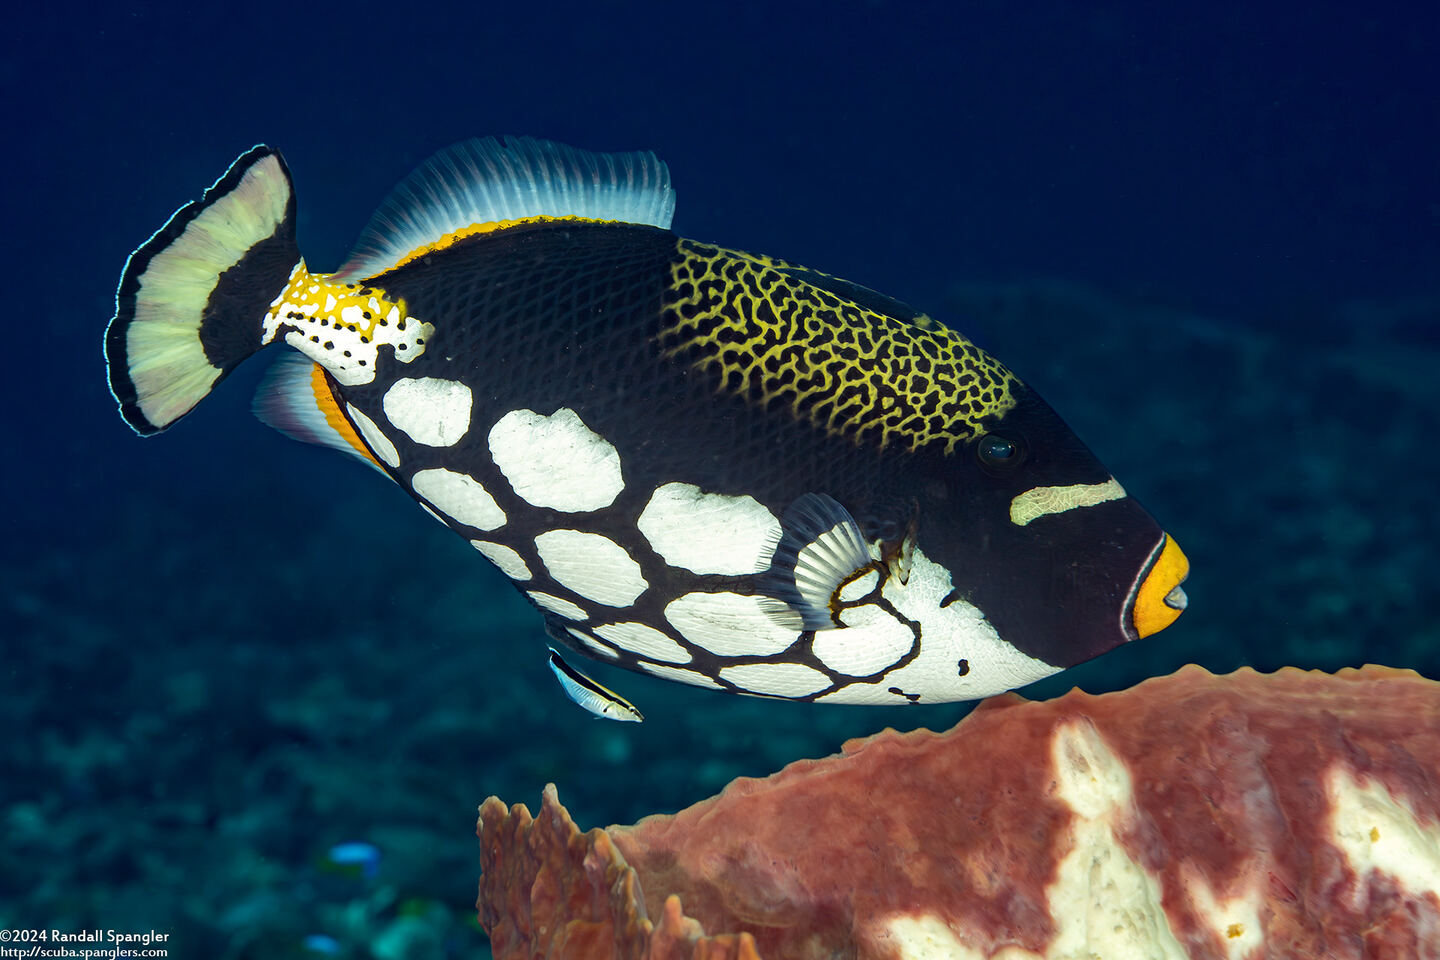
[105,145,300,435]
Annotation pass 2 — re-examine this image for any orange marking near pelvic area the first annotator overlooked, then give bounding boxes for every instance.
[309,363,381,468]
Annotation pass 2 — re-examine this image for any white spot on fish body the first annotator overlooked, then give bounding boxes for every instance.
[567,628,620,660]
[593,621,692,664]
[488,408,623,511]
[383,377,472,446]
[1010,477,1126,527]
[470,540,531,580]
[815,546,1057,704]
[636,483,781,575]
[638,662,723,689]
[527,590,587,620]
[663,591,799,656]
[411,468,504,530]
[814,602,914,676]
[719,662,831,697]
[533,530,647,606]
[346,404,399,467]
[838,567,882,603]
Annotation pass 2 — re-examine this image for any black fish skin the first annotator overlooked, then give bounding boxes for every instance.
[323,218,1160,679]
[101,135,1187,707]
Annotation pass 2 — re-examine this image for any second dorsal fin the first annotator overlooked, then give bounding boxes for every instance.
[334,136,675,281]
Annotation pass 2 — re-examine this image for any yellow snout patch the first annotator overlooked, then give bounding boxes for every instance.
[1133,535,1189,638]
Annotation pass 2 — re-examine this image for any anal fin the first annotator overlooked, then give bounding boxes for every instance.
[254,355,384,472]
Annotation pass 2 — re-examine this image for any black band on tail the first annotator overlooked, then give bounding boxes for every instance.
[106,145,299,435]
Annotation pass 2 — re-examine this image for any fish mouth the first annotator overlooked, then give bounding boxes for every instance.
[1127,533,1190,639]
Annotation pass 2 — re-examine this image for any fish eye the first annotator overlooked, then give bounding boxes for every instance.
[977,433,1024,470]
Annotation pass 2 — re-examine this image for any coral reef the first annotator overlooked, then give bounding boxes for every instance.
[477,665,1440,959]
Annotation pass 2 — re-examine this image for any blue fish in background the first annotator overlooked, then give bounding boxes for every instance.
[300,934,341,956]
[104,137,1188,717]
[323,842,381,880]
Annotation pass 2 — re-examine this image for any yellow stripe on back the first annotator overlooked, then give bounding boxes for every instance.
[386,215,606,273]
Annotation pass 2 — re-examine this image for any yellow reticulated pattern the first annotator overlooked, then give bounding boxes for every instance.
[658,242,1018,454]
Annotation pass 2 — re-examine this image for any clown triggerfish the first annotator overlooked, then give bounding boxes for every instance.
[105,136,1188,718]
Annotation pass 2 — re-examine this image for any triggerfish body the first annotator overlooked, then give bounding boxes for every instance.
[105,137,1188,718]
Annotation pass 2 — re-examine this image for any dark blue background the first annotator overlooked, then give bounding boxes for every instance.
[4,2,1436,956]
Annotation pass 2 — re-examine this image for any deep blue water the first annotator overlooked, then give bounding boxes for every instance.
[4,3,1436,957]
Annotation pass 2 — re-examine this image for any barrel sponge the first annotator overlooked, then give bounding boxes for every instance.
[477,665,1440,959]
[477,785,760,960]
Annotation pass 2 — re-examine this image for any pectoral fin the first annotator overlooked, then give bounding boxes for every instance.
[759,492,883,630]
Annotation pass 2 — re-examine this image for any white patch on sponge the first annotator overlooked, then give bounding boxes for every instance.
[1327,766,1440,903]
[873,915,985,960]
[1185,876,1263,960]
[879,719,1194,960]
[1046,721,1189,959]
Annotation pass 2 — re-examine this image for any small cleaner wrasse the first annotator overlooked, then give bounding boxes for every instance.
[105,137,1189,717]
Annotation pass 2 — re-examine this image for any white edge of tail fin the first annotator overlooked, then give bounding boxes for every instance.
[106,145,299,435]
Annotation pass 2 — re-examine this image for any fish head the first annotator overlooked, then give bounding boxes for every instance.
[912,384,1188,670]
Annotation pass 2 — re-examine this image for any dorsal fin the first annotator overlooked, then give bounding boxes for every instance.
[333,136,675,281]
